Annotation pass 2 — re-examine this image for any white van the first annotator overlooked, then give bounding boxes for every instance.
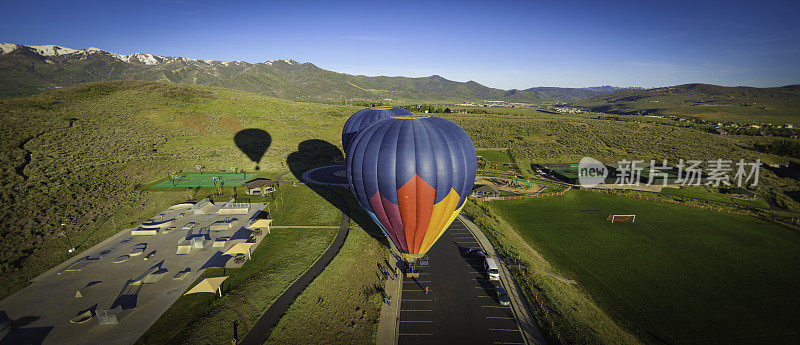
[484,258,500,281]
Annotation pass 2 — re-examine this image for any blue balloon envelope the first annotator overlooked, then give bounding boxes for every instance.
[346,115,477,259]
[341,106,412,152]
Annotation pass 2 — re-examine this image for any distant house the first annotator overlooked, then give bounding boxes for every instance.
[472,184,500,198]
[245,178,276,196]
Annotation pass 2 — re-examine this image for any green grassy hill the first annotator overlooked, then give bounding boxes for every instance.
[572,83,800,123]
[0,80,360,298]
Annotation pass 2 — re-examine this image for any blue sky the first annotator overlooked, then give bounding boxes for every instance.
[2,0,798,89]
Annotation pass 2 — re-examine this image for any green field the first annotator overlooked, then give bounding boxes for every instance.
[267,185,341,226]
[151,173,249,188]
[492,191,800,344]
[477,149,514,163]
[266,227,387,344]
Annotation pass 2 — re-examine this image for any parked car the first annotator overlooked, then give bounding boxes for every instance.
[484,258,500,281]
[467,248,486,258]
[495,285,511,306]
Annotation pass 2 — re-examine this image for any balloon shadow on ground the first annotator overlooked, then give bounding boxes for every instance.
[234,129,272,170]
[286,139,388,246]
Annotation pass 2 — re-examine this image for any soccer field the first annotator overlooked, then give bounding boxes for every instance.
[152,173,248,188]
[492,190,800,344]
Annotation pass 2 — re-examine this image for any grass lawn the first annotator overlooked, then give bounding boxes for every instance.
[477,149,514,163]
[491,190,800,344]
[661,186,770,208]
[267,185,341,226]
[265,228,388,345]
[136,227,337,345]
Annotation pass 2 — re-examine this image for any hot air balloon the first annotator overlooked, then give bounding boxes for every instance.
[341,106,412,153]
[346,115,477,260]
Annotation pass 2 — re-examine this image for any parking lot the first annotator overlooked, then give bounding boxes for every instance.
[0,200,266,345]
[398,218,526,345]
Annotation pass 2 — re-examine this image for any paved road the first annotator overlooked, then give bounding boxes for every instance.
[239,187,350,345]
[397,218,528,345]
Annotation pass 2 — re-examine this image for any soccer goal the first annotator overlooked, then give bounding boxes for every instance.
[607,214,636,223]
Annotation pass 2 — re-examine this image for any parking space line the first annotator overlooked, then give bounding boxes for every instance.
[399,333,434,336]
[399,320,434,323]
[489,328,522,332]
[477,295,492,298]
[400,309,433,312]
[403,280,431,283]
[493,342,525,345]
[486,316,514,320]
[403,299,432,301]
[482,305,511,308]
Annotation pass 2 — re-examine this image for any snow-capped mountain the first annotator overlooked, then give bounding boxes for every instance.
[0,43,298,66]
[0,43,560,102]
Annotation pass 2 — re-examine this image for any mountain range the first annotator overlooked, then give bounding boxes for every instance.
[571,83,800,123]
[523,86,627,101]
[0,43,620,102]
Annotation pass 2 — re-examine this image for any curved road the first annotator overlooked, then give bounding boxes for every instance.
[239,186,350,345]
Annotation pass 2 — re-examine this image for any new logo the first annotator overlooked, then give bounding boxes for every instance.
[578,157,607,188]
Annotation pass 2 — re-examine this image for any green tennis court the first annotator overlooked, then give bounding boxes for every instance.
[153,173,249,188]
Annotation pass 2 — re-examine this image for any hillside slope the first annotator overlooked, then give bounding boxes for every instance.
[0,43,555,103]
[572,83,800,123]
[0,80,362,299]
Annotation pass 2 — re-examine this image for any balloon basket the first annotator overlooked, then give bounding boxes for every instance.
[401,253,424,262]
